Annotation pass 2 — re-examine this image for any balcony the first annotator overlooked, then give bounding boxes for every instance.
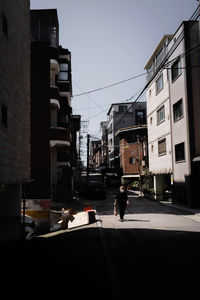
[56,81,71,93]
[50,59,59,76]
[50,127,71,142]
[50,86,60,100]
[50,99,60,110]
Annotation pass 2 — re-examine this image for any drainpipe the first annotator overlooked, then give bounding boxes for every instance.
[168,65,175,200]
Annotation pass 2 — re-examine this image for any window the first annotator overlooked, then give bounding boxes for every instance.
[136,110,146,125]
[149,89,152,97]
[173,99,183,122]
[157,105,165,124]
[1,104,8,128]
[2,12,8,38]
[175,142,185,162]
[171,59,182,82]
[129,157,136,164]
[156,74,163,94]
[156,46,165,65]
[57,72,68,81]
[59,63,68,71]
[119,105,127,113]
[158,138,166,156]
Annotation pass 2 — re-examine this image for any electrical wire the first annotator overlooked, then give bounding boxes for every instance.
[108,6,200,148]
[72,72,146,97]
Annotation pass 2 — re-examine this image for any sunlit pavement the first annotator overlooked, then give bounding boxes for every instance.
[92,188,200,297]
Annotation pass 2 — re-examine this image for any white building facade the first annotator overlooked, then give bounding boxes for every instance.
[145,36,173,199]
[145,20,200,207]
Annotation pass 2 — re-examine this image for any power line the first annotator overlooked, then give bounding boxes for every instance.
[109,6,200,141]
[72,72,146,97]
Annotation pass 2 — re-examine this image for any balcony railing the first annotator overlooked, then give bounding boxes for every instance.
[50,86,60,100]
[56,81,71,93]
[50,127,71,142]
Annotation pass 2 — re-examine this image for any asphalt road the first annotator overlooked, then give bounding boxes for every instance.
[2,187,200,298]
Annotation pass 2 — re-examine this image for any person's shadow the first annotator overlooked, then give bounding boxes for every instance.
[124,219,150,222]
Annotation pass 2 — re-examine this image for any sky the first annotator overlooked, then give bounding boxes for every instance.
[30,0,198,164]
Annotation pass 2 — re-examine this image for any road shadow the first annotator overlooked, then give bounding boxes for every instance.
[2,225,200,297]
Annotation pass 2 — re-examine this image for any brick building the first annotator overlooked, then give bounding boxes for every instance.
[116,125,148,184]
[0,0,30,242]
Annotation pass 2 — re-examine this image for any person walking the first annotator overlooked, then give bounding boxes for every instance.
[114,185,129,222]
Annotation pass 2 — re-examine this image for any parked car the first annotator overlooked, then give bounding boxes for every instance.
[21,214,35,240]
[104,169,119,186]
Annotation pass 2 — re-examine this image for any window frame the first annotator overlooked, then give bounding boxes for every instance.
[171,59,182,82]
[175,142,185,163]
[158,138,166,156]
[156,74,164,95]
[173,99,183,122]
[129,157,136,164]
[135,109,146,125]
[157,105,165,125]
[118,105,127,113]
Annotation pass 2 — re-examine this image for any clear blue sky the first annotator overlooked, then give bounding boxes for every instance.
[30,0,198,163]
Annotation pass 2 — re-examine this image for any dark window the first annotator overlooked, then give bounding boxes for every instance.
[171,59,182,82]
[175,142,185,162]
[158,138,166,156]
[173,99,183,122]
[1,104,8,128]
[129,157,136,164]
[136,110,146,125]
[119,105,127,113]
[2,12,8,37]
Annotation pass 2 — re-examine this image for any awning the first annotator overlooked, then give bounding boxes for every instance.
[50,140,70,148]
[122,175,140,178]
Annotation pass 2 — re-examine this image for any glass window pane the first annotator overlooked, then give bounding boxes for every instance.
[57,72,68,81]
[59,63,68,71]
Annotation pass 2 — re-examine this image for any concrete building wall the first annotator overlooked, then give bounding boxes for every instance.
[168,24,191,185]
[0,0,30,183]
[0,0,30,242]
[147,68,172,175]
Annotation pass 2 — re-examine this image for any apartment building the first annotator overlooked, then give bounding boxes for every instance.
[107,102,146,168]
[27,10,75,223]
[145,35,173,199]
[169,21,200,207]
[0,0,30,242]
[145,20,200,207]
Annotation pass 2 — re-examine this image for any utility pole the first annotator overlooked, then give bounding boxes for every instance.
[87,134,90,178]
